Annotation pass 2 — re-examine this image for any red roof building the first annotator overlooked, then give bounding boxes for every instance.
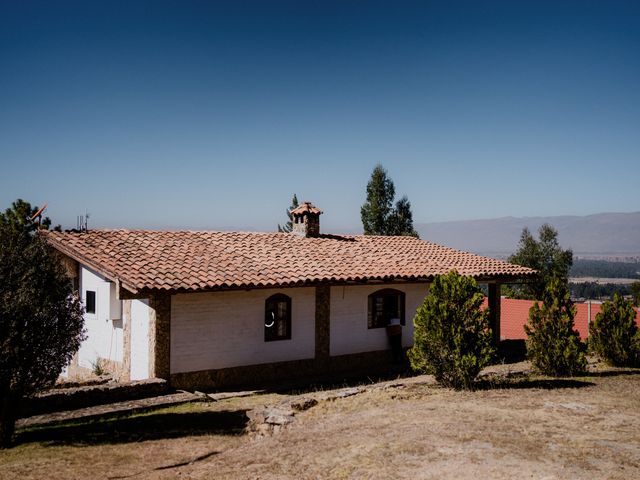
[47,202,536,389]
[491,298,640,340]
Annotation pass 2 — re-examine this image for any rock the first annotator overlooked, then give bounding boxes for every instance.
[289,397,318,412]
[246,406,295,437]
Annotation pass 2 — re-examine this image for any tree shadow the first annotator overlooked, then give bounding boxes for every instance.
[108,450,221,479]
[16,409,249,447]
[475,377,595,391]
[583,369,640,378]
[274,367,415,396]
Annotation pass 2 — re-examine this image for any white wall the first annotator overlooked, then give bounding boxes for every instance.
[171,287,316,374]
[330,283,429,357]
[77,266,123,369]
[129,299,150,380]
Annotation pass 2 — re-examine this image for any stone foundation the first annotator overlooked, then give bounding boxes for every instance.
[170,349,399,391]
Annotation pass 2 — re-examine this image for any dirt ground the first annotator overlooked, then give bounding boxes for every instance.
[1,363,639,480]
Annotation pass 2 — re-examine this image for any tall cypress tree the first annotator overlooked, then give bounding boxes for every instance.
[524,276,586,376]
[388,196,418,237]
[360,165,417,237]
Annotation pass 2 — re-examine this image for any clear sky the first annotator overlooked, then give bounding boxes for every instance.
[1,1,639,232]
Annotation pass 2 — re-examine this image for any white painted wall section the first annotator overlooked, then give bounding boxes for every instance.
[130,299,150,380]
[171,288,316,373]
[330,283,429,357]
[77,266,124,369]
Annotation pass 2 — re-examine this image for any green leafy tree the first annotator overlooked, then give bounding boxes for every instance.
[589,293,640,367]
[408,271,495,390]
[507,224,572,300]
[277,194,299,233]
[360,164,418,237]
[0,202,85,447]
[630,281,640,307]
[524,277,586,376]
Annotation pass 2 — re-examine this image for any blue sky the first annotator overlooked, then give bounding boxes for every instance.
[1,1,639,232]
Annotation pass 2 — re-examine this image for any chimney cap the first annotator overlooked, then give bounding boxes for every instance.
[290,201,323,216]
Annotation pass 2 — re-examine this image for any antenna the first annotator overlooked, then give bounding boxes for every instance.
[76,210,90,232]
[30,203,48,226]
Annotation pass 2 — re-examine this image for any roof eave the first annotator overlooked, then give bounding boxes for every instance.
[47,236,140,295]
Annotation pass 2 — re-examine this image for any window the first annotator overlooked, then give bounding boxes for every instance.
[265,294,291,341]
[85,290,96,314]
[368,289,405,329]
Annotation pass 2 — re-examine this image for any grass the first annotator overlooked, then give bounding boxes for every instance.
[1,365,640,479]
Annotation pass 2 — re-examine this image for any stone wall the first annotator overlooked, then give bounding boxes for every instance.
[170,349,398,391]
[20,378,168,418]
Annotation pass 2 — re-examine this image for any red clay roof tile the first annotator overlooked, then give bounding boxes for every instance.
[46,230,536,294]
[290,202,322,215]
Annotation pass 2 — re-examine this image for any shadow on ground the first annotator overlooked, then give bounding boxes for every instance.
[275,367,414,396]
[475,378,596,390]
[583,368,640,378]
[16,409,248,446]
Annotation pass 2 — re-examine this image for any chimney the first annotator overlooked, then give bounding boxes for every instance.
[290,201,323,237]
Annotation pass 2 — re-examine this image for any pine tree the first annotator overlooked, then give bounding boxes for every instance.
[0,200,85,447]
[408,271,494,390]
[589,293,640,367]
[524,276,586,376]
[360,165,418,237]
[0,198,52,233]
[277,194,299,233]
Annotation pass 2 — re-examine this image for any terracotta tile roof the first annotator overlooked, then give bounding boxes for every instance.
[45,230,536,294]
[290,202,322,216]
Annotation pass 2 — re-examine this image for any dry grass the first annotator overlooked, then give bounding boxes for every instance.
[2,366,640,479]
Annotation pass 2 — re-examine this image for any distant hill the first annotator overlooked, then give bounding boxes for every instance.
[415,212,640,258]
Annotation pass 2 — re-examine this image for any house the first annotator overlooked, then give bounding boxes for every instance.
[47,202,536,389]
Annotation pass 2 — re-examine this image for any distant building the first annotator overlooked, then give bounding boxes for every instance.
[492,298,640,340]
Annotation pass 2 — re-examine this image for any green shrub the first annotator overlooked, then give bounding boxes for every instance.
[589,294,640,367]
[408,271,495,390]
[525,277,586,376]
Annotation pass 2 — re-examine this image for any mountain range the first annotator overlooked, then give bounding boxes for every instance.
[415,212,640,258]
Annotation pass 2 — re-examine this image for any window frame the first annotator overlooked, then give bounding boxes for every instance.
[85,290,96,315]
[264,293,292,342]
[367,288,405,329]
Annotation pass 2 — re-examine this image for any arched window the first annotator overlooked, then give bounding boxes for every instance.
[367,289,405,329]
[265,294,292,341]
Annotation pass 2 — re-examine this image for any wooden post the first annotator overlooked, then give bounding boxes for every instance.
[488,283,501,346]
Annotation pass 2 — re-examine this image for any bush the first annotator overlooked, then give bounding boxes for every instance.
[589,293,640,367]
[408,271,495,390]
[524,277,586,376]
